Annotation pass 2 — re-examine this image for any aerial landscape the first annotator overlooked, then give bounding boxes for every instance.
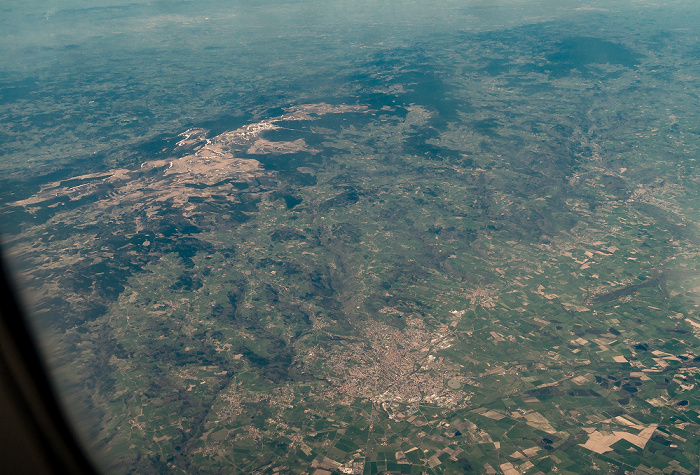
[1,0,699,473]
